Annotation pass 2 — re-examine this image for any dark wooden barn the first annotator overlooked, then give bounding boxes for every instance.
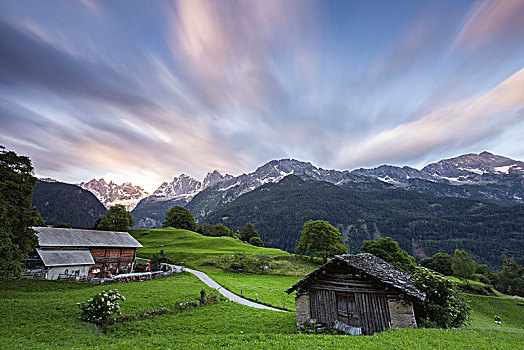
[24,227,142,280]
[286,253,425,335]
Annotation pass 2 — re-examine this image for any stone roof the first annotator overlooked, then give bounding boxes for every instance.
[34,227,143,248]
[286,253,425,302]
[36,248,95,267]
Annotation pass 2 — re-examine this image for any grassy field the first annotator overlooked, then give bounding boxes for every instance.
[1,275,523,349]
[2,227,522,349]
[130,228,289,267]
[204,272,301,311]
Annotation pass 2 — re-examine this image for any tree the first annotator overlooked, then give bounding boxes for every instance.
[360,237,416,273]
[295,220,349,263]
[162,206,197,231]
[53,222,73,228]
[202,223,232,237]
[238,222,265,246]
[94,204,135,231]
[451,249,477,286]
[0,146,39,278]
[238,222,259,242]
[249,236,264,247]
[150,250,171,271]
[414,267,470,328]
[495,255,524,297]
[30,208,46,227]
[421,252,453,276]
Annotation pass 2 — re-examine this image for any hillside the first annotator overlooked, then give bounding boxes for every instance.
[203,175,524,269]
[130,227,289,264]
[31,180,107,228]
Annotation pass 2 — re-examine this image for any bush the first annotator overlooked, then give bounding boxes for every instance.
[150,250,171,271]
[78,289,125,327]
[414,267,470,328]
[202,223,232,237]
[53,222,72,228]
[249,236,264,247]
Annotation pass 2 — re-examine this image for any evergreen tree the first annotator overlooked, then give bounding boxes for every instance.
[238,222,260,242]
[0,146,39,278]
[495,255,524,296]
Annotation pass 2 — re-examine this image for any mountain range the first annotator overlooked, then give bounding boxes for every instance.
[32,151,524,268]
[125,152,523,228]
[202,174,524,269]
[49,152,524,228]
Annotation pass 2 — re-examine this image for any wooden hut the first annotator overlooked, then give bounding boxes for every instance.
[24,227,142,280]
[286,253,425,335]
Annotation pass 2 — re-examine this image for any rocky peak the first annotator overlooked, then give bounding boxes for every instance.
[152,174,202,199]
[203,170,233,188]
[79,178,149,211]
[421,152,524,179]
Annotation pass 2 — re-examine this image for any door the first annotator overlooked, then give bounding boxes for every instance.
[336,292,360,327]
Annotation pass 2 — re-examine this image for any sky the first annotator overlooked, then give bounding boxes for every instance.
[1,0,524,192]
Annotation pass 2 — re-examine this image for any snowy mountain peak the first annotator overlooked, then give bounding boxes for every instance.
[203,170,233,188]
[421,152,524,180]
[152,174,202,199]
[79,179,149,211]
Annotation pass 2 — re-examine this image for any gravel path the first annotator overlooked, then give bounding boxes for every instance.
[180,267,286,312]
[149,262,285,312]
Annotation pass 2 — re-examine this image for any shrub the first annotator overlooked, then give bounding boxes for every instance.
[78,289,125,327]
[249,236,264,247]
[150,250,171,271]
[414,267,470,328]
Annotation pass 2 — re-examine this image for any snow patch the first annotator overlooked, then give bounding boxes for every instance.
[494,165,515,174]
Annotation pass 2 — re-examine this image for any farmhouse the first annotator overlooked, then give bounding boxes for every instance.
[286,253,425,335]
[23,227,142,280]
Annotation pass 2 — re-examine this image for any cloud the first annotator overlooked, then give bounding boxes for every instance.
[0,18,157,113]
[453,0,524,53]
[336,68,524,168]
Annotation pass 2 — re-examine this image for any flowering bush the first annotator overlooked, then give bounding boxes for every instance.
[78,289,125,327]
[414,267,470,328]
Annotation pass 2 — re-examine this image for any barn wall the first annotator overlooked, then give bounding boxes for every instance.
[45,265,90,280]
[89,248,137,276]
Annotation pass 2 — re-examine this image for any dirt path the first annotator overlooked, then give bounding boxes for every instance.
[150,263,285,312]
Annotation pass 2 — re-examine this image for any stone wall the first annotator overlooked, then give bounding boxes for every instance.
[387,297,417,329]
[295,292,311,326]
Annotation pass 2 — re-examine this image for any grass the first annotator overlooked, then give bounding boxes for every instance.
[1,275,523,349]
[204,272,301,311]
[468,294,524,332]
[446,276,502,296]
[130,228,289,268]
[2,227,522,349]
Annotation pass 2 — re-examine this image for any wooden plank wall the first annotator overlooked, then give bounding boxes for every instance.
[310,289,337,325]
[355,292,390,334]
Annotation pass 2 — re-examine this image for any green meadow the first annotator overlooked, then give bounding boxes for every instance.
[1,227,522,349]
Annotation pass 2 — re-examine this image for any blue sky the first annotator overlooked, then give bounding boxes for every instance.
[1,0,523,191]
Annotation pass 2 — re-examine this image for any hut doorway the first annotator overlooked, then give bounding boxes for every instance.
[335,292,360,327]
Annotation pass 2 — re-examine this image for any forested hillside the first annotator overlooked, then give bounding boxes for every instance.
[31,181,106,228]
[203,175,524,269]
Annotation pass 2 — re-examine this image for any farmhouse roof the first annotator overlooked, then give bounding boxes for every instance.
[36,248,95,267]
[286,253,425,302]
[34,227,143,248]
